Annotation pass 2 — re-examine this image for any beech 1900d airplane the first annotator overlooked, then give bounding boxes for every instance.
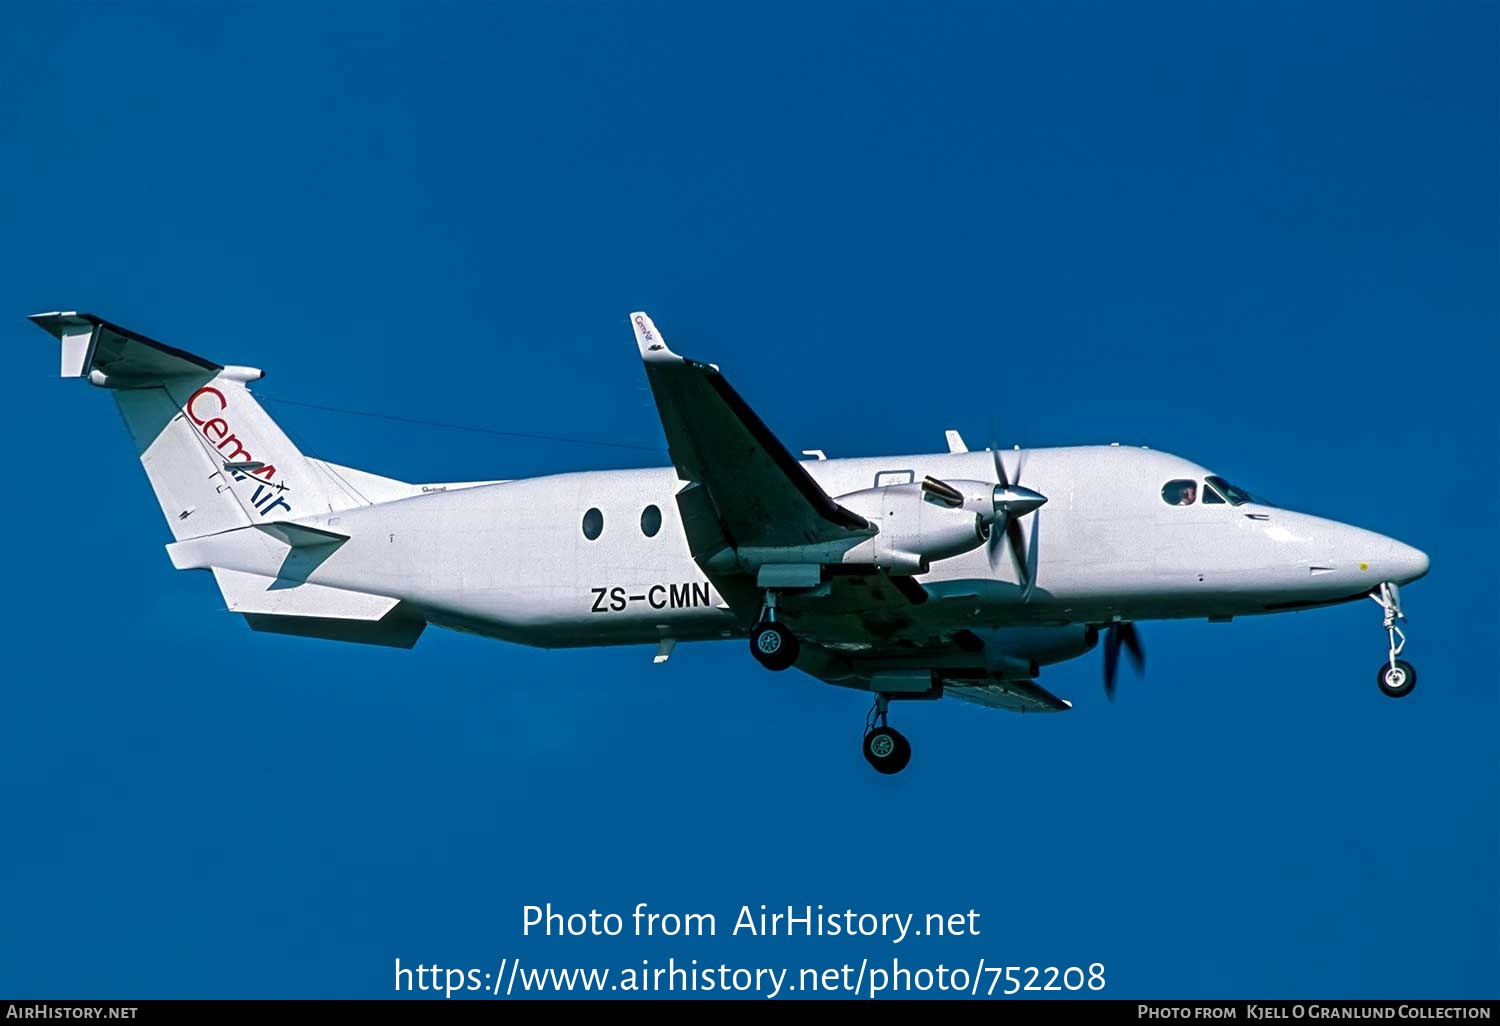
[31,310,1430,773]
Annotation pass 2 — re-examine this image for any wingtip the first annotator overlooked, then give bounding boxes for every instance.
[629,311,680,363]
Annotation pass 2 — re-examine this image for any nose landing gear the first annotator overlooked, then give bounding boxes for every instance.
[863,694,911,775]
[1371,582,1416,698]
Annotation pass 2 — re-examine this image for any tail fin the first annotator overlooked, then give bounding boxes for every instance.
[32,311,355,540]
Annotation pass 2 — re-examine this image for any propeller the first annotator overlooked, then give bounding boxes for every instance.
[988,446,1045,594]
[919,459,1044,590]
[1101,621,1145,701]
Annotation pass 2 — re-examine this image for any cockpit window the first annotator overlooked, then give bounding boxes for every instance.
[1203,481,1226,504]
[1205,475,1272,507]
[1162,479,1198,505]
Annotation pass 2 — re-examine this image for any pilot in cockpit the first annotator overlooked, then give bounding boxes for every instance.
[1176,481,1197,505]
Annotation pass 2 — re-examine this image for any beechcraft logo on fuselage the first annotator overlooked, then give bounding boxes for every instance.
[591,582,714,613]
[186,385,293,518]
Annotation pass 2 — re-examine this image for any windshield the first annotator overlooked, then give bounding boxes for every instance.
[1205,475,1274,507]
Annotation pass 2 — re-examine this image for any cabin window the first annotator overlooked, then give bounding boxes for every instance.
[581,507,604,540]
[640,504,662,537]
[1162,479,1198,506]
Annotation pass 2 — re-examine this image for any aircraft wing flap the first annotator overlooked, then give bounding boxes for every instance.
[779,572,929,618]
[942,677,1072,713]
[790,621,1073,714]
[631,312,869,549]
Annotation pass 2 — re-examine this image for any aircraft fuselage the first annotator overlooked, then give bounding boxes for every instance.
[268,444,1427,650]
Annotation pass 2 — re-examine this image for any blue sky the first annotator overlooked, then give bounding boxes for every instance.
[2,0,1495,1001]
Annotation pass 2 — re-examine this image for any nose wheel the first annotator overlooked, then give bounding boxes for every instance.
[1377,660,1417,699]
[863,694,912,774]
[1370,582,1416,699]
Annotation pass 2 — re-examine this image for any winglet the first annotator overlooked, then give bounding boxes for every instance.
[630,311,683,364]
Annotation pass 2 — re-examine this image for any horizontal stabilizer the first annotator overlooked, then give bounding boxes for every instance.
[29,311,253,384]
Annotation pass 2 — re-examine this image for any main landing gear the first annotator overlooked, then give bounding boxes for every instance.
[749,590,799,671]
[1371,582,1416,699]
[751,581,1420,769]
[863,694,912,775]
[748,590,912,774]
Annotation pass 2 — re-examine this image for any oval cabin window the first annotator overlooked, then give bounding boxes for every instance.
[641,505,662,537]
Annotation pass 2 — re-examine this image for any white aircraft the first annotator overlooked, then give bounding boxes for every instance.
[31,310,1429,774]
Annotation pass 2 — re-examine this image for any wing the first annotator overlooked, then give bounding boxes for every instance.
[793,625,1074,715]
[940,678,1073,713]
[630,312,869,548]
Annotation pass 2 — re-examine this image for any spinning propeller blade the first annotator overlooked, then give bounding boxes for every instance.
[1102,622,1146,701]
[987,446,1044,597]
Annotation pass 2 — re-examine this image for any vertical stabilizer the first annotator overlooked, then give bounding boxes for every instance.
[31,312,355,540]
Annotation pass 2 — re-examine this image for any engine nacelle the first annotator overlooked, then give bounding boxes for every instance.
[977,625,1100,678]
[832,483,987,573]
[727,476,1039,578]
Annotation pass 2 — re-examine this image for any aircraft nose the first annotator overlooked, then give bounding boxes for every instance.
[1327,523,1430,586]
[1387,540,1430,585]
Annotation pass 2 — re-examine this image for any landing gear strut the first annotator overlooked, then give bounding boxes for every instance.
[862,694,912,775]
[1371,582,1416,699]
[749,590,799,671]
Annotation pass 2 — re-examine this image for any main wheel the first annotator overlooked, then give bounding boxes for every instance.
[1376,659,1417,699]
[750,621,799,671]
[862,726,912,774]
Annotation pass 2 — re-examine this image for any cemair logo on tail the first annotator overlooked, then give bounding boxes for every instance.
[187,385,293,518]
